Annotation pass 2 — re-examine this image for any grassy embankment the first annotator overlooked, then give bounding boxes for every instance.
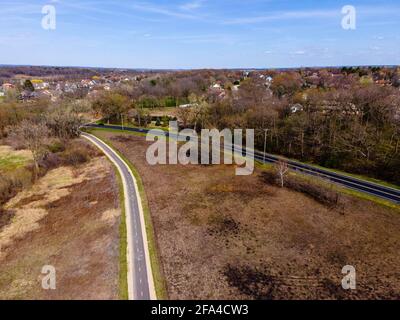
[114,169,128,300]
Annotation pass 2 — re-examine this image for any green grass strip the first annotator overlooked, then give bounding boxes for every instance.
[302,162,400,191]
[104,161,128,300]
[117,170,128,300]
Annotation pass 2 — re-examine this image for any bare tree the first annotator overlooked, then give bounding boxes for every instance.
[45,108,85,142]
[276,159,289,188]
[9,120,49,180]
[177,107,192,128]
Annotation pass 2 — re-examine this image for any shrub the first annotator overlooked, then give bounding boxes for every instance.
[39,152,61,170]
[60,141,100,166]
[0,168,33,206]
[161,116,170,127]
[0,176,13,206]
[261,171,342,208]
[47,140,65,153]
[260,170,279,185]
[61,145,90,166]
[285,178,341,208]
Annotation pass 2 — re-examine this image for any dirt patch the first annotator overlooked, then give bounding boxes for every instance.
[0,209,15,232]
[223,265,276,300]
[0,154,121,300]
[13,194,46,208]
[97,131,400,300]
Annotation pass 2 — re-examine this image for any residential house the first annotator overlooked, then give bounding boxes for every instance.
[19,90,37,101]
[33,82,49,90]
[264,76,273,88]
[212,83,222,89]
[178,103,197,109]
[290,103,304,113]
[2,83,15,91]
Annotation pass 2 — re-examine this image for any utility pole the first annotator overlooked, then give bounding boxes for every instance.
[121,114,124,130]
[263,129,268,163]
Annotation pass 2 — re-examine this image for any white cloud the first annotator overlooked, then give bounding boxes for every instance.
[180,0,205,11]
[144,33,237,45]
[222,5,400,25]
[129,2,198,19]
[223,9,339,25]
[55,0,199,21]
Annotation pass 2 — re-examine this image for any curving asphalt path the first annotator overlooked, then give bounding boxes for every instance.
[81,132,155,300]
[85,124,400,204]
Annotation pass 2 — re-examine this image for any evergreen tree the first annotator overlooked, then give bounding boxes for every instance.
[23,80,35,92]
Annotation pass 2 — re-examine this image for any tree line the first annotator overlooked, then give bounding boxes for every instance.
[91,68,400,184]
[2,66,399,184]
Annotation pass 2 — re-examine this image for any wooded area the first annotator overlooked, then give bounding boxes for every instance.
[1,66,400,184]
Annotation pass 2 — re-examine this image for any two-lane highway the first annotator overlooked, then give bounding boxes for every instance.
[85,124,400,204]
[82,132,155,300]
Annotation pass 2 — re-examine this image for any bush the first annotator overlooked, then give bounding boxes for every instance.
[0,139,101,206]
[0,168,33,206]
[286,178,341,208]
[39,152,61,170]
[161,116,170,127]
[61,145,90,166]
[261,170,279,185]
[5,134,27,150]
[261,171,342,208]
[47,140,65,153]
[60,141,100,167]
[0,176,14,206]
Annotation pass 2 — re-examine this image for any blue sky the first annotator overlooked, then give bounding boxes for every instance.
[1,0,400,69]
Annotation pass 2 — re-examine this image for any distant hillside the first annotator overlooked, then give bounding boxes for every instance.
[0,65,155,82]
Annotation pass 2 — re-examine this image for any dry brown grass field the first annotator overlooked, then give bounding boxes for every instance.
[96,131,400,300]
[0,140,121,300]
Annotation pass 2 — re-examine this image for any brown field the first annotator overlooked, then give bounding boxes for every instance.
[0,141,121,300]
[96,130,400,300]
[149,107,179,118]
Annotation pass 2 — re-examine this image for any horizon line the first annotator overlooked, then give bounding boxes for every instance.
[0,63,399,72]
